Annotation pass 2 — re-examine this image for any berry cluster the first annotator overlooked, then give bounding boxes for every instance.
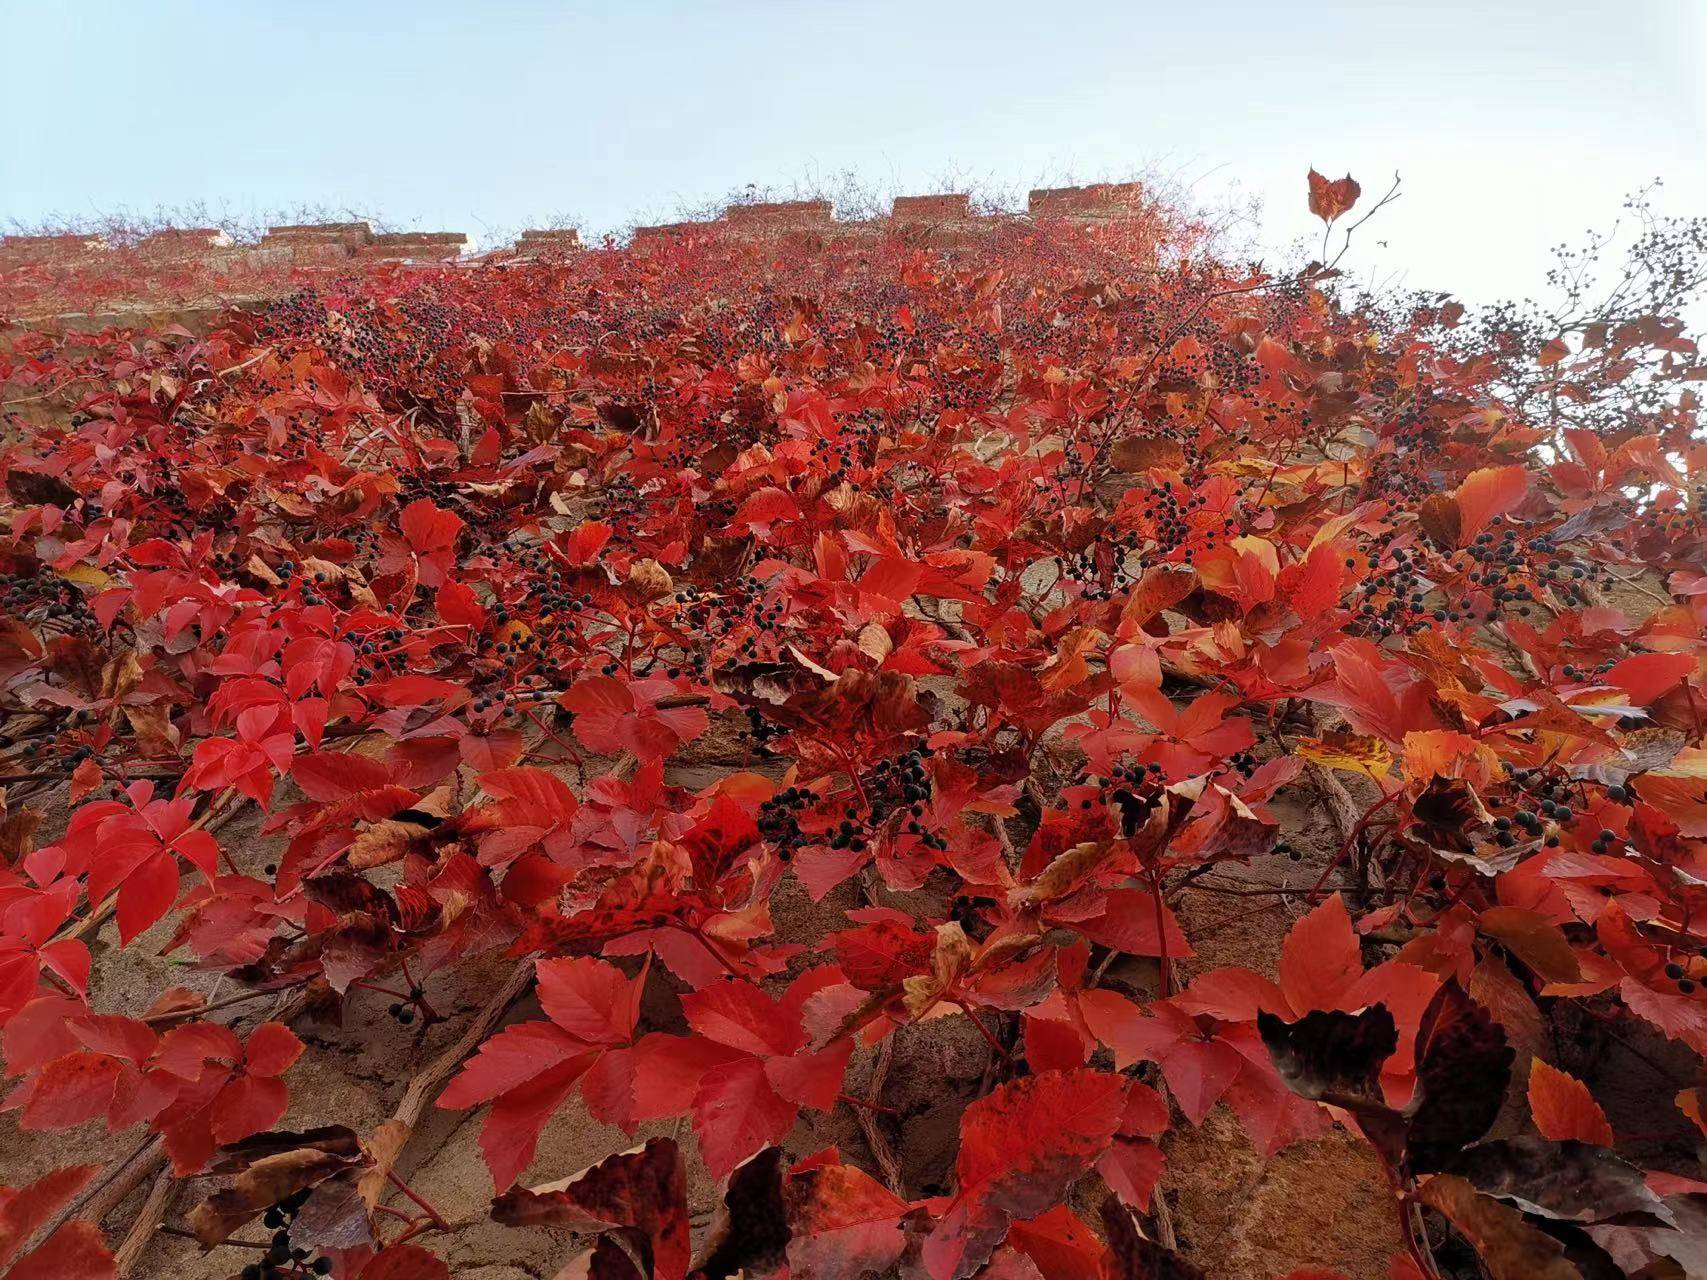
[0,570,100,636]
[828,748,945,854]
[757,784,817,861]
[239,1187,333,1278]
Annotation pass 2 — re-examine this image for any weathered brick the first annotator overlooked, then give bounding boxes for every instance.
[513,229,585,257]
[137,228,233,258]
[892,194,972,220]
[630,222,701,246]
[1,232,106,263]
[1027,182,1145,217]
[367,232,470,260]
[723,200,833,227]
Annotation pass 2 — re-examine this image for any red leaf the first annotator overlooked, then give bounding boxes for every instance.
[1279,894,1361,1014]
[1453,465,1527,543]
[210,1073,289,1144]
[18,1053,122,1131]
[691,1056,798,1180]
[1527,1058,1613,1145]
[436,580,486,628]
[3,1221,114,1280]
[1097,1137,1164,1211]
[681,980,805,1057]
[0,1166,99,1268]
[1004,1206,1109,1280]
[1078,995,1240,1126]
[438,1021,586,1109]
[763,1039,853,1111]
[535,956,644,1046]
[354,1244,451,1280]
[0,1166,112,1279]
[1604,651,1695,705]
[481,1055,596,1190]
[559,676,707,762]
[784,1159,909,1280]
[1072,890,1193,960]
[242,1022,303,1077]
[922,1068,1126,1280]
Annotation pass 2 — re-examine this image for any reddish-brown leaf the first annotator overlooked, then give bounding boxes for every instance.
[492,1138,691,1280]
[783,1159,908,1280]
[1279,893,1361,1014]
[1306,170,1362,224]
[1527,1059,1613,1146]
[922,1068,1127,1280]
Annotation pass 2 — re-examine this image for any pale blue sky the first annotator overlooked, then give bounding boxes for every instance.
[2,1,1703,308]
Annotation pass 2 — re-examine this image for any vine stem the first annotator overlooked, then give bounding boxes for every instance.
[385,1169,449,1230]
[1307,785,1405,902]
[140,975,308,1024]
[155,1225,268,1251]
[954,1000,1012,1063]
[838,1091,900,1116]
[1150,870,1173,998]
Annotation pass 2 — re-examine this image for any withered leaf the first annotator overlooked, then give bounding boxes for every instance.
[7,468,79,507]
[1412,775,1492,834]
[347,817,435,871]
[1257,1005,1398,1110]
[693,1146,789,1280]
[1478,907,1582,985]
[1419,1174,1583,1280]
[492,1138,691,1280]
[1447,1137,1672,1227]
[1407,981,1513,1174]
[191,1130,367,1244]
[1110,434,1186,475]
[625,557,674,604]
[1306,170,1362,225]
[1099,1197,1204,1278]
[1419,492,1462,548]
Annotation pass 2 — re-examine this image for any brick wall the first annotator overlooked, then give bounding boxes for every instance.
[3,183,1157,321]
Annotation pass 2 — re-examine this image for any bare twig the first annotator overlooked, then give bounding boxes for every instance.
[375,749,637,1221]
[850,1035,903,1193]
[114,1169,176,1277]
[1327,172,1403,271]
[390,959,535,1133]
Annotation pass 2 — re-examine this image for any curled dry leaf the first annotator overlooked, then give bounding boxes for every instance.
[492,1138,691,1280]
[1418,1174,1583,1280]
[1447,1136,1668,1226]
[1097,1197,1203,1279]
[692,1147,790,1280]
[626,558,674,604]
[1406,981,1513,1174]
[189,1126,368,1244]
[1257,1005,1398,1111]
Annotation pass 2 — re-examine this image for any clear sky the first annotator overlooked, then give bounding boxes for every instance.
[3,1,1703,310]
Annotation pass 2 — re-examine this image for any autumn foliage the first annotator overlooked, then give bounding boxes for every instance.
[0,173,1704,1279]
